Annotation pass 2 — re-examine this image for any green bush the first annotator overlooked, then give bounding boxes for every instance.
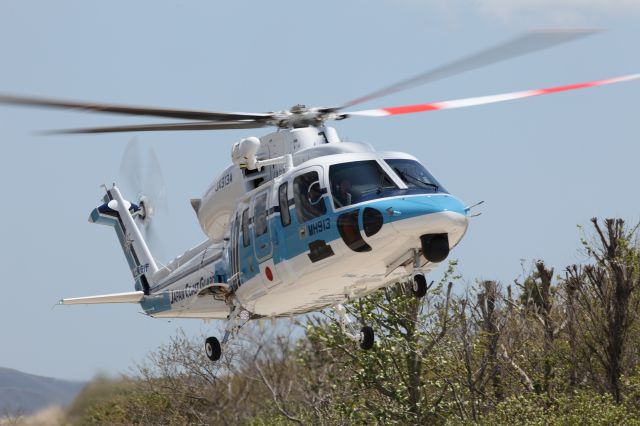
[66,377,190,425]
[474,391,640,426]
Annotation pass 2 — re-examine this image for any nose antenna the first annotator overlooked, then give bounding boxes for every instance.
[465,200,485,217]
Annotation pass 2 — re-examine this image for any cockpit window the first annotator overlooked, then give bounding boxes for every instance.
[329,160,398,208]
[385,159,446,194]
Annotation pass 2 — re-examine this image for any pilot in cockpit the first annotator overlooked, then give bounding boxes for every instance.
[334,178,353,207]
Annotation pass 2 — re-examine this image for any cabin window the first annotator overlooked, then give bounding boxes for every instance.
[242,208,250,247]
[293,171,326,223]
[278,182,291,227]
[254,193,268,237]
[329,160,397,208]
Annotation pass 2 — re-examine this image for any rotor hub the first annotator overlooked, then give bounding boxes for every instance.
[289,104,308,114]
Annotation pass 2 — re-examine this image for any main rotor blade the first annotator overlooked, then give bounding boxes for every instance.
[345,73,640,117]
[43,120,269,134]
[339,29,599,109]
[0,94,272,122]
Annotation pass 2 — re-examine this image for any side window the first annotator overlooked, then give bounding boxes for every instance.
[242,208,250,247]
[293,171,326,223]
[254,193,268,236]
[278,182,291,227]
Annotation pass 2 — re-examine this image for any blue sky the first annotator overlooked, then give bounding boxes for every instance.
[0,1,639,380]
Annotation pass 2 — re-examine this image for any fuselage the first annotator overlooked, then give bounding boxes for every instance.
[138,127,469,319]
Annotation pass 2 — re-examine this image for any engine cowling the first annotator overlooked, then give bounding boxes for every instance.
[193,164,247,241]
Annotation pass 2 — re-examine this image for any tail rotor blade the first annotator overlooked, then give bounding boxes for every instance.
[145,146,168,213]
[119,138,169,263]
[119,138,144,199]
[142,220,166,265]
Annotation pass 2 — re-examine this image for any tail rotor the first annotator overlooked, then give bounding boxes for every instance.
[119,138,168,262]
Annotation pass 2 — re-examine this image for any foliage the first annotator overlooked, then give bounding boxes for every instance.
[65,377,185,425]
[59,218,640,425]
[474,391,640,426]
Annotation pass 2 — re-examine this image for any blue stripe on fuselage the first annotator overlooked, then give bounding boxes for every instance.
[143,193,465,314]
[238,193,466,283]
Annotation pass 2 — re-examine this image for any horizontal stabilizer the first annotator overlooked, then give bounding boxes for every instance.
[58,291,144,305]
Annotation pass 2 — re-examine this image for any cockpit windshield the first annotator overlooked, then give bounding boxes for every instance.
[329,160,397,208]
[385,159,446,194]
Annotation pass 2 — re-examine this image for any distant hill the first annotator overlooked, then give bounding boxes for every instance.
[0,367,85,416]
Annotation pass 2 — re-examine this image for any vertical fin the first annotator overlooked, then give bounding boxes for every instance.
[89,185,158,294]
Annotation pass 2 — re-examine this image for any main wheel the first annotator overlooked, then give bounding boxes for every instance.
[360,326,374,350]
[412,274,427,298]
[205,336,222,361]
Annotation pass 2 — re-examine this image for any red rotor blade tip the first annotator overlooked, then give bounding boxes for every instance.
[346,73,640,117]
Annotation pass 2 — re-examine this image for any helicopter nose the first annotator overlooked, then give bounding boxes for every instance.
[389,195,468,262]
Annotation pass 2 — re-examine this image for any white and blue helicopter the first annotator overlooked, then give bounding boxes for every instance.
[1,30,638,361]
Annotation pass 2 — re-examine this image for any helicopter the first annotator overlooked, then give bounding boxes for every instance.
[1,30,637,361]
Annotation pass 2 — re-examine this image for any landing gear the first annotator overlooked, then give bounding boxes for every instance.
[205,336,221,361]
[204,301,252,362]
[360,326,374,350]
[335,304,375,351]
[412,248,432,299]
[412,274,428,298]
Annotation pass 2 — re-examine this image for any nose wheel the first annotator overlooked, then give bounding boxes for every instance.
[411,249,432,299]
[412,274,428,298]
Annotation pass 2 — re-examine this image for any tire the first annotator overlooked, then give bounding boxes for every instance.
[360,326,374,350]
[412,274,427,298]
[205,336,222,361]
